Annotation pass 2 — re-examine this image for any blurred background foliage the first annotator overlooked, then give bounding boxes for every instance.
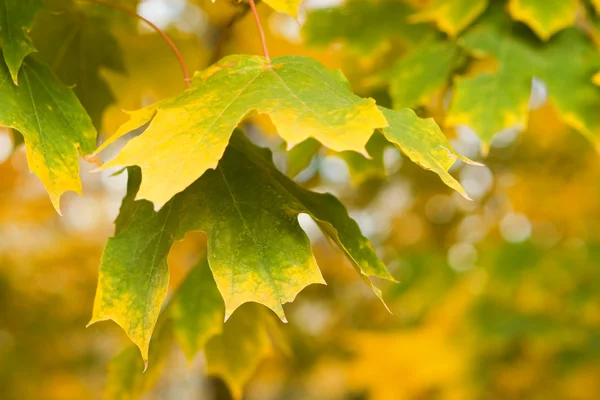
[1,0,600,399]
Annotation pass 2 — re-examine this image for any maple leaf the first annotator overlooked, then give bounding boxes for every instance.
[171,258,224,360]
[388,40,460,109]
[31,7,125,128]
[95,54,387,209]
[448,13,600,149]
[446,15,541,147]
[302,0,430,55]
[0,0,42,83]
[508,0,578,40]
[104,320,173,400]
[0,56,96,212]
[410,0,488,37]
[88,132,393,363]
[205,303,280,399]
[379,107,478,199]
[539,29,600,147]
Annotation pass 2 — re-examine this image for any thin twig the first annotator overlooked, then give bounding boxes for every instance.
[79,0,191,87]
[248,0,271,63]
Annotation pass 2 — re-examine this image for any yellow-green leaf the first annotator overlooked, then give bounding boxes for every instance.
[286,138,320,178]
[593,0,600,14]
[104,320,173,400]
[171,258,224,361]
[379,107,476,199]
[263,0,301,17]
[89,132,392,363]
[447,17,540,146]
[389,40,460,109]
[96,55,387,209]
[302,0,430,55]
[205,303,278,400]
[0,56,96,211]
[539,29,600,147]
[0,0,41,83]
[410,0,488,37]
[508,0,577,40]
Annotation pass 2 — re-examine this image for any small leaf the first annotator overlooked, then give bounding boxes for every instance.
[171,258,225,361]
[97,55,387,209]
[447,16,540,146]
[410,0,488,37]
[339,132,387,186]
[0,0,42,83]
[286,138,320,178]
[205,303,278,400]
[594,72,600,86]
[89,132,392,363]
[539,29,600,147]
[262,0,301,17]
[0,56,96,211]
[508,0,578,40]
[389,40,460,109]
[379,107,476,199]
[104,320,173,400]
[302,0,431,54]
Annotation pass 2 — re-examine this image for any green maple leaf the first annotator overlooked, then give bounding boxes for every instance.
[302,0,430,55]
[0,0,42,83]
[30,6,125,128]
[447,16,541,147]
[388,40,460,109]
[379,107,477,199]
[171,258,224,360]
[508,0,578,40]
[88,132,392,363]
[449,13,600,149]
[0,56,96,212]
[104,320,173,400]
[539,29,600,147]
[205,303,280,400]
[338,132,388,186]
[285,137,320,178]
[95,54,387,208]
[410,0,488,37]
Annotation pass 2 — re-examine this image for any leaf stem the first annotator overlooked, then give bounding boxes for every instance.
[79,0,191,87]
[248,0,271,63]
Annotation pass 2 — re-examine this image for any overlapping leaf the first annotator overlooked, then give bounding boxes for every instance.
[508,0,578,40]
[31,7,125,128]
[302,0,430,55]
[448,14,600,148]
[539,29,600,147]
[410,0,488,37]
[379,107,477,199]
[171,258,224,360]
[89,132,392,362]
[0,0,42,83]
[205,304,279,399]
[0,56,96,211]
[447,16,541,147]
[388,40,460,109]
[96,55,387,208]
